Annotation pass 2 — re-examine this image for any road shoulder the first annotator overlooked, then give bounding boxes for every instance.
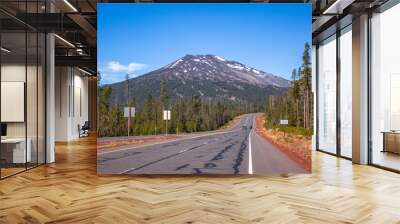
[254,115,312,172]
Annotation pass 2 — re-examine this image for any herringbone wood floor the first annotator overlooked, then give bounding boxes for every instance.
[1,136,400,224]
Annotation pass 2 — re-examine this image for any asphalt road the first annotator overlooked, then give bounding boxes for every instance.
[97,114,305,175]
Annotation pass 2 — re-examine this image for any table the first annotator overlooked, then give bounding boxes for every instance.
[381,131,400,154]
[1,138,31,164]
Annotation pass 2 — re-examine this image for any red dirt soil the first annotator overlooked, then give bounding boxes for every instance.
[98,135,181,150]
[255,115,312,172]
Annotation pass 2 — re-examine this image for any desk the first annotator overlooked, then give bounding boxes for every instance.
[382,131,400,154]
[1,138,31,164]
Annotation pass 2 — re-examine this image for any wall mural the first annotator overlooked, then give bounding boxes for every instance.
[97,3,312,175]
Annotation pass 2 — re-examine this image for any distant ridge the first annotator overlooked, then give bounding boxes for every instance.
[106,54,289,106]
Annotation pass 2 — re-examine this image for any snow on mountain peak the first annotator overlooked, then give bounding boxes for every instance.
[169,59,183,68]
[252,69,261,74]
[226,63,245,70]
[162,54,289,88]
[214,55,226,61]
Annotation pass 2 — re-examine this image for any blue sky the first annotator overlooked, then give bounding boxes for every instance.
[98,3,311,85]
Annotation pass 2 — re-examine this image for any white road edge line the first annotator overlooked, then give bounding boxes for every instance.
[248,116,254,174]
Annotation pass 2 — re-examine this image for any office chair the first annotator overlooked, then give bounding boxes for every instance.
[79,121,90,138]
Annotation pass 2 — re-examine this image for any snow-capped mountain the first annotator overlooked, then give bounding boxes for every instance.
[106,54,290,106]
[163,54,289,88]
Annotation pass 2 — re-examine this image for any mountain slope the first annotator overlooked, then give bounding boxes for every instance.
[106,54,289,106]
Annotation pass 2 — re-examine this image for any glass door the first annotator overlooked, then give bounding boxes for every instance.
[370,3,400,171]
[317,34,337,154]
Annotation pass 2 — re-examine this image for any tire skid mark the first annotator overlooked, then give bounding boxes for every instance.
[193,168,202,174]
[122,143,206,174]
[161,142,180,148]
[98,151,142,164]
[175,164,190,171]
[221,138,233,144]
[233,134,249,175]
[211,142,237,161]
[204,163,217,168]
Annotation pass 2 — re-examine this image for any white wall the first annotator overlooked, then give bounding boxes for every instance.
[72,72,89,138]
[55,67,89,141]
[0,65,40,138]
[1,65,26,140]
[1,63,46,164]
[55,67,69,141]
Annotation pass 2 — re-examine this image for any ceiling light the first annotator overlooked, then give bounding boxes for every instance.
[78,67,93,76]
[1,47,11,53]
[63,0,78,12]
[323,0,355,15]
[323,0,341,14]
[76,48,85,55]
[54,34,75,48]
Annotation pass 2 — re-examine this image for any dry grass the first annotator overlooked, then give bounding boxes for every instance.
[97,135,181,150]
[220,115,242,130]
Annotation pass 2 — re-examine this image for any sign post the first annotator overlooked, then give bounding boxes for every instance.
[280,119,288,125]
[124,107,136,136]
[163,110,171,136]
[280,119,288,137]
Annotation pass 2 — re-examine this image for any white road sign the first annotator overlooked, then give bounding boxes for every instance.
[163,110,171,120]
[124,107,135,117]
[280,119,289,125]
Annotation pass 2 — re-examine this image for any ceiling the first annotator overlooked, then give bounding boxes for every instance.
[0,0,97,74]
[4,0,389,72]
[311,0,391,42]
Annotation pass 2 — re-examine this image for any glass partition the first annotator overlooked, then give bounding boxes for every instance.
[0,1,46,179]
[1,31,28,177]
[317,35,337,154]
[370,3,400,171]
[339,26,352,158]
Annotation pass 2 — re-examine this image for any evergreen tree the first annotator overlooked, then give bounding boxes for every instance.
[264,42,313,134]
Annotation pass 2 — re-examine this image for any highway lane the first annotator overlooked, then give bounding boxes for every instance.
[97,114,305,175]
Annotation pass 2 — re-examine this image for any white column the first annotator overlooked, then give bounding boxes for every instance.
[46,32,55,163]
[352,14,369,164]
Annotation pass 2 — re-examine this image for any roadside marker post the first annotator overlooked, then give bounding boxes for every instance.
[163,110,171,136]
[124,107,136,136]
[280,119,288,137]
